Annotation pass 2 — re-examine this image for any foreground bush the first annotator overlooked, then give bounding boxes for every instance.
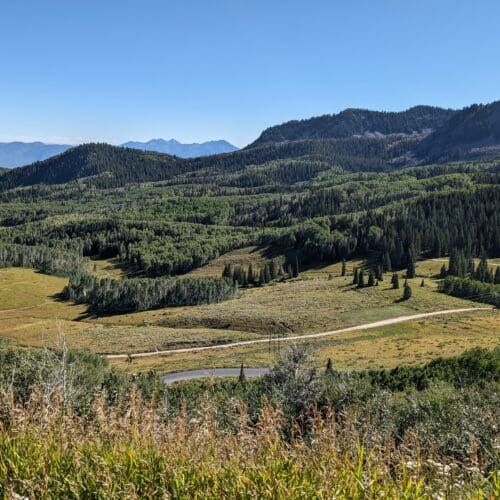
[0,388,498,498]
[0,346,498,497]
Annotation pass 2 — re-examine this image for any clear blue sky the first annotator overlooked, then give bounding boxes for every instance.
[0,1,499,147]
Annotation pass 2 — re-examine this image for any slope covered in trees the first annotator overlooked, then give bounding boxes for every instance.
[0,143,183,190]
[250,106,455,145]
[1,101,499,192]
[414,100,500,163]
[0,102,499,315]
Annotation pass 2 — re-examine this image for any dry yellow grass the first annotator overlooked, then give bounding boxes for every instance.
[90,257,125,278]
[1,264,498,376]
[110,309,498,374]
[103,273,490,336]
[0,268,89,347]
[184,245,283,278]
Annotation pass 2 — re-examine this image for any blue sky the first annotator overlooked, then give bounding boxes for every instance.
[0,1,499,147]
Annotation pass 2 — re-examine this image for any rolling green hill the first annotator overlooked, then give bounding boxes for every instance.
[249,105,455,145]
[1,101,499,192]
[414,100,500,163]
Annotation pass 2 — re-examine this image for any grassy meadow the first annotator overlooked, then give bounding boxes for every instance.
[0,255,497,375]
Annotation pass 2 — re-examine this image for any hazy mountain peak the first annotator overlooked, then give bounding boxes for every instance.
[0,141,73,168]
[121,138,238,158]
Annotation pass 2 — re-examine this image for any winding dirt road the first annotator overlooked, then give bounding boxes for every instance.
[106,307,492,359]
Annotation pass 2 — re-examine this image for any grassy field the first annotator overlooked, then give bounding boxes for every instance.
[102,267,492,336]
[109,309,498,373]
[185,245,284,278]
[0,258,498,374]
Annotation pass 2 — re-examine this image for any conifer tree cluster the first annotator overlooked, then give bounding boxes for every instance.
[64,274,236,314]
[222,257,299,287]
[352,266,378,288]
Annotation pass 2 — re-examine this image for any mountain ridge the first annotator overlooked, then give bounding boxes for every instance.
[249,105,457,146]
[0,138,238,168]
[0,141,73,168]
[1,100,499,191]
[121,138,238,157]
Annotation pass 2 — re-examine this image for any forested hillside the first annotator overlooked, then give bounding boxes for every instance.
[250,105,455,144]
[414,100,500,163]
[1,101,499,192]
[0,101,499,315]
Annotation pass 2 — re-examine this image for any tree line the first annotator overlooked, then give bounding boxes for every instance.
[222,257,300,287]
[63,274,237,314]
[0,243,88,276]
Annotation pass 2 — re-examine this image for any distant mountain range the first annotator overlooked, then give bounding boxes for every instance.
[0,142,72,168]
[0,100,498,189]
[0,138,238,168]
[121,138,238,157]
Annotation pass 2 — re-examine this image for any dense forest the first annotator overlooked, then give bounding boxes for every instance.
[64,274,236,313]
[0,102,499,314]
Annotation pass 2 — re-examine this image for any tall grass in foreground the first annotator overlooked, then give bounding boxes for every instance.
[0,387,497,499]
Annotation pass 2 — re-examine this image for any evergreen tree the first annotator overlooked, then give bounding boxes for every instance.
[238,364,246,383]
[474,255,489,282]
[403,283,412,300]
[382,251,392,272]
[420,278,425,287]
[440,264,447,278]
[264,264,271,284]
[325,358,334,375]
[495,267,500,285]
[391,273,400,289]
[353,267,358,285]
[407,260,416,279]
[357,270,365,288]
[259,268,265,286]
[341,258,346,276]
[367,271,375,287]
[247,264,254,285]
[222,263,232,278]
[270,259,278,280]
[293,256,300,278]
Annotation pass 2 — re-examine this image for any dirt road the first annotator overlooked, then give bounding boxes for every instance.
[106,307,491,359]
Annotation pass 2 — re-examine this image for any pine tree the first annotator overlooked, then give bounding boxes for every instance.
[391,273,400,289]
[367,271,375,287]
[247,264,254,285]
[353,267,358,285]
[222,263,232,278]
[440,264,447,278]
[403,283,412,300]
[325,358,334,375]
[238,363,246,383]
[357,270,365,288]
[420,278,425,287]
[259,268,265,286]
[382,251,392,272]
[474,255,489,282]
[287,263,293,278]
[264,264,271,284]
[407,260,416,279]
[293,256,300,278]
[341,258,346,276]
[495,267,500,285]
[270,259,278,280]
